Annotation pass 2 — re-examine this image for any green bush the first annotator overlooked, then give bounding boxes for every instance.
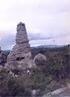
[0,68,31,97]
[46,55,65,80]
[0,68,51,97]
[0,68,10,96]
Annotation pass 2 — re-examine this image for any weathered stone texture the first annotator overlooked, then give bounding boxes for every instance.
[0,47,7,66]
[7,22,35,70]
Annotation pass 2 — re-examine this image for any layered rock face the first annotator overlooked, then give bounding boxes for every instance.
[7,22,35,70]
[0,47,7,66]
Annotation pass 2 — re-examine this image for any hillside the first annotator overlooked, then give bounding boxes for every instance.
[0,44,70,97]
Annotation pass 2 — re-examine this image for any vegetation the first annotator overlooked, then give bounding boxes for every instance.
[0,68,50,97]
[0,45,69,97]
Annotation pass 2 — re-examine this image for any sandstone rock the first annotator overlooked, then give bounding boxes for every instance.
[34,53,47,66]
[34,53,47,62]
[7,22,35,71]
[0,47,7,66]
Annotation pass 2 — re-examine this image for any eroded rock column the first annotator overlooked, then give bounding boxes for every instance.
[7,22,35,71]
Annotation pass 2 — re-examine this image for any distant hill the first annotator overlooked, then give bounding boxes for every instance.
[35,45,65,48]
[3,44,70,57]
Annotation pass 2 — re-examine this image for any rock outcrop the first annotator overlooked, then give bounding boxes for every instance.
[0,47,7,66]
[7,22,35,71]
[34,53,47,66]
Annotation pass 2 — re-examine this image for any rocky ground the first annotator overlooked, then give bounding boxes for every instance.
[43,83,70,97]
[58,83,70,96]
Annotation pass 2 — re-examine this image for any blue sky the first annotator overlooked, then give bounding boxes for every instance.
[0,0,70,50]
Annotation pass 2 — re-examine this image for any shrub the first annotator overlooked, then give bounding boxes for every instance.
[0,67,51,97]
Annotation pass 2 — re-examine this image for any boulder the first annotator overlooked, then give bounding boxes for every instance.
[34,53,47,66]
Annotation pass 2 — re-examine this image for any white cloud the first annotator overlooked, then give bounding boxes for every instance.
[0,0,70,49]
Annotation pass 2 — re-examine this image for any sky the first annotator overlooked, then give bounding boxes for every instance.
[0,0,70,50]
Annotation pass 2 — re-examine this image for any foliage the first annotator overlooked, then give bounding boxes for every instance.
[0,45,69,96]
[0,68,10,97]
[0,67,52,97]
[0,68,31,97]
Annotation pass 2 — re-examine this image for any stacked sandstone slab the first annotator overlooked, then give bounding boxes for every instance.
[0,47,7,66]
[7,22,35,70]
